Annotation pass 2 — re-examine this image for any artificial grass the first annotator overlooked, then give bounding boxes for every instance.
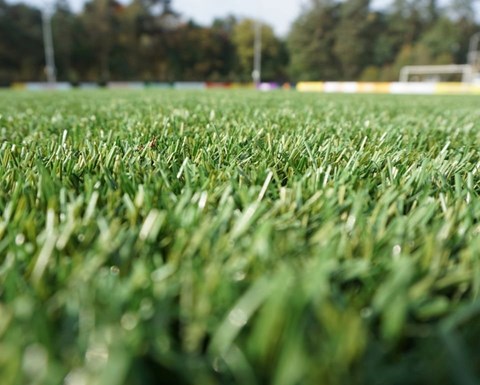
[1,90,480,384]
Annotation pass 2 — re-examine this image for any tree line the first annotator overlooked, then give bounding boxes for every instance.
[0,0,478,85]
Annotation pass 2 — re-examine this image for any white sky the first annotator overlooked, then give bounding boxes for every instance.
[175,0,306,36]
[8,0,395,36]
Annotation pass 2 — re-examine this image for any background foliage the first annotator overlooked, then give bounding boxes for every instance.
[0,0,478,84]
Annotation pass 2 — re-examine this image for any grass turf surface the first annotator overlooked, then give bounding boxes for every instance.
[1,90,480,384]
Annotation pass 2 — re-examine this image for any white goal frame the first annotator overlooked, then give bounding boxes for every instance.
[399,64,475,83]
[400,32,480,84]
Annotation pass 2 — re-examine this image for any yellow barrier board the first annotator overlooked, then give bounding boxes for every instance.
[470,85,480,94]
[296,82,325,92]
[435,83,472,94]
[374,83,392,94]
[356,82,391,93]
[297,82,480,95]
[10,83,26,90]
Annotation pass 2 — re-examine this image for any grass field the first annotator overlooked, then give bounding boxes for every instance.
[1,90,480,385]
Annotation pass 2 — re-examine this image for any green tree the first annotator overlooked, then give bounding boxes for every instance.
[287,0,341,81]
[448,0,477,21]
[232,18,286,82]
[52,0,77,82]
[419,17,460,63]
[0,1,43,83]
[447,0,478,64]
[81,0,124,82]
[333,0,372,79]
[364,0,452,81]
[211,15,237,79]
[2,0,480,84]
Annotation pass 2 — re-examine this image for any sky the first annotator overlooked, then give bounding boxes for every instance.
[174,0,305,36]
[172,0,391,35]
[9,0,391,36]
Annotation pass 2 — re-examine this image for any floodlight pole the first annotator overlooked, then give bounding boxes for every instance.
[42,5,57,84]
[468,32,480,66]
[252,19,262,86]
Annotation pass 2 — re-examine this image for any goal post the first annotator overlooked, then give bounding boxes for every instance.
[400,32,480,84]
[399,65,475,83]
[468,32,480,67]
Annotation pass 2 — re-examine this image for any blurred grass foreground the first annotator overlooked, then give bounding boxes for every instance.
[1,90,480,384]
